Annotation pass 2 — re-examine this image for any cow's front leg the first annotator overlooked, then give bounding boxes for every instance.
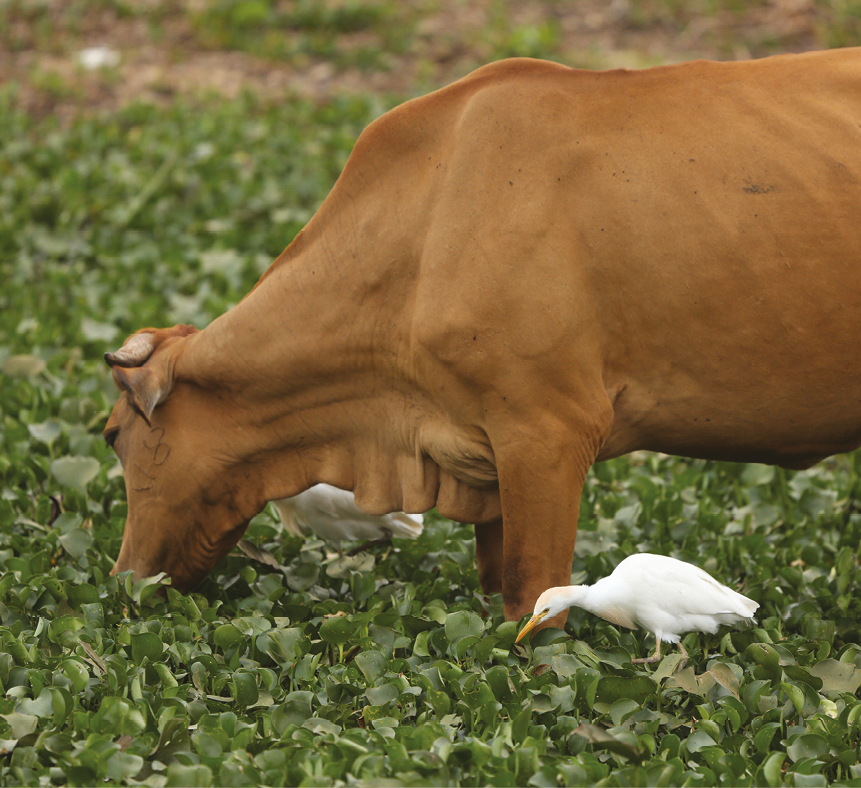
[493,411,610,629]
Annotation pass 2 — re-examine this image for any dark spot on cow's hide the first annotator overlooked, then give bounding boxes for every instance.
[742,179,776,194]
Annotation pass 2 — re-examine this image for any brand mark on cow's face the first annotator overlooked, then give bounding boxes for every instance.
[143,427,171,466]
[132,463,156,492]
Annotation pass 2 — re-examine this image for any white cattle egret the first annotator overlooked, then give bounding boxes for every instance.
[515,553,758,665]
[271,484,423,552]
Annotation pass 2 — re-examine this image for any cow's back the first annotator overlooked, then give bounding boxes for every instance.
[403,50,861,468]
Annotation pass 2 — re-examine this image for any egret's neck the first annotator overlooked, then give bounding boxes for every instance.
[555,584,594,614]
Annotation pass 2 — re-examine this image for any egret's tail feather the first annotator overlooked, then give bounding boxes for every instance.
[271,500,305,538]
[387,511,424,538]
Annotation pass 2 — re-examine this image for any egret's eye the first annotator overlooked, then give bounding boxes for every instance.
[542,608,550,616]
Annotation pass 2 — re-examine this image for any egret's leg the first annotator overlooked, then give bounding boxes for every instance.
[346,528,393,556]
[475,518,504,594]
[632,638,662,664]
[677,640,689,671]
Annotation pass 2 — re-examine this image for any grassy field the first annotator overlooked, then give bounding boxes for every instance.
[4,3,861,786]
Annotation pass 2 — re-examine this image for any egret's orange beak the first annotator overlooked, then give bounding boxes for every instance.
[515,612,546,643]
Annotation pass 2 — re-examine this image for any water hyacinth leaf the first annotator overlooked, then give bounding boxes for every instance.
[319,615,358,646]
[355,650,387,682]
[741,463,775,486]
[365,683,399,706]
[90,697,146,736]
[754,722,782,753]
[485,665,516,704]
[213,624,244,650]
[758,752,786,788]
[50,456,100,489]
[709,662,740,699]
[49,615,84,648]
[232,670,259,709]
[153,662,179,688]
[28,420,62,445]
[0,713,38,738]
[66,582,100,609]
[444,610,483,641]
[58,527,94,559]
[236,539,282,569]
[529,627,569,648]
[128,572,170,604]
[550,653,584,679]
[271,701,312,734]
[326,552,375,578]
[130,632,163,664]
[166,763,213,788]
[685,729,718,752]
[811,659,861,695]
[666,667,717,696]
[350,569,377,602]
[574,723,645,762]
[746,642,781,676]
[595,676,655,705]
[105,751,144,782]
[786,734,830,763]
[651,653,686,683]
[454,634,481,659]
[284,561,319,592]
[177,595,203,622]
[151,716,191,757]
[228,616,271,637]
[193,730,223,759]
[260,627,305,664]
[18,688,54,718]
[306,717,343,738]
[60,659,90,694]
[427,689,451,717]
[609,698,641,727]
[782,664,822,690]
[80,317,120,343]
[781,682,805,715]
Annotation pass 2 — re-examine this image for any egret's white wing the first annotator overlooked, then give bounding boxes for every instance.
[610,553,758,638]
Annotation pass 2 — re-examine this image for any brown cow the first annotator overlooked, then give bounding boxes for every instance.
[105,49,861,628]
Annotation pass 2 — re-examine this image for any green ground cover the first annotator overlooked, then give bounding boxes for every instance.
[3,80,861,786]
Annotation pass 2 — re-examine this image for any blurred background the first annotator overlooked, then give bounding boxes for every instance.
[3,7,861,785]
[2,0,859,121]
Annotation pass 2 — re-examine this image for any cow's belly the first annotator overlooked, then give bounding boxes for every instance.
[598,376,861,467]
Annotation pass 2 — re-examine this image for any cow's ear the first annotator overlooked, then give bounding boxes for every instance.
[114,365,173,424]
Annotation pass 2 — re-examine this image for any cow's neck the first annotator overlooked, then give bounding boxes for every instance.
[176,193,421,509]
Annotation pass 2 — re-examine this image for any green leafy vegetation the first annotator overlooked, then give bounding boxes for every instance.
[4,54,861,788]
[188,0,419,70]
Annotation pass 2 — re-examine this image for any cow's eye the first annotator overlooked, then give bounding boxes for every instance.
[105,428,119,449]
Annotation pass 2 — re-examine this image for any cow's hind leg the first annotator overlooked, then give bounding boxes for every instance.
[475,518,504,593]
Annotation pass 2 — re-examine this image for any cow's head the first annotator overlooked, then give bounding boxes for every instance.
[103,325,261,591]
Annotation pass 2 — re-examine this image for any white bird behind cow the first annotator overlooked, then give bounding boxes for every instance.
[271,484,423,550]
